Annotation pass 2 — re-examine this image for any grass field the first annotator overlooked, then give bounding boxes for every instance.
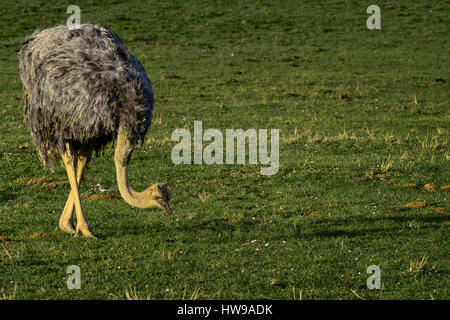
[0,0,449,300]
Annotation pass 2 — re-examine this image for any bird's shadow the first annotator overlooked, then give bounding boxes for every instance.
[80,209,449,240]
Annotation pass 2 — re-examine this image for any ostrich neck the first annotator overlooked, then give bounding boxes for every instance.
[114,126,153,208]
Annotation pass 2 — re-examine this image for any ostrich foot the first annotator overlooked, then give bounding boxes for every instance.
[75,223,97,239]
[59,220,76,234]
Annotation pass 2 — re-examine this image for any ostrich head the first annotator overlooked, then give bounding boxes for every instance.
[117,180,172,214]
[146,183,171,214]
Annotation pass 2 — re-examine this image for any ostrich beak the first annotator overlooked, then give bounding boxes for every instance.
[157,199,172,215]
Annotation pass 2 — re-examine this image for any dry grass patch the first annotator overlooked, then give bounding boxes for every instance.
[380,156,394,173]
[16,177,69,190]
[419,135,447,151]
[29,232,51,238]
[422,183,436,190]
[0,236,11,243]
[366,172,392,184]
[86,193,122,201]
[199,192,211,203]
[14,203,30,208]
[405,201,428,208]
[406,256,437,275]
[16,142,29,150]
[125,287,151,300]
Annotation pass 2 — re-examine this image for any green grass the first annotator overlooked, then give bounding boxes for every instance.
[0,0,449,300]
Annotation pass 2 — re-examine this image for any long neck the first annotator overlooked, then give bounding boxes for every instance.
[114,126,154,208]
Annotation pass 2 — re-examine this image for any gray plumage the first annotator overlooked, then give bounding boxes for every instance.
[19,24,154,165]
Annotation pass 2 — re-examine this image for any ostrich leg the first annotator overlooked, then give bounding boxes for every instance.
[61,144,96,238]
[59,155,89,234]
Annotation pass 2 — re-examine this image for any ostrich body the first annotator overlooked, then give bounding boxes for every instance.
[19,24,171,238]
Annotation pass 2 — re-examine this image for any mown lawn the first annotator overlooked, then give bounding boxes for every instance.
[0,0,449,299]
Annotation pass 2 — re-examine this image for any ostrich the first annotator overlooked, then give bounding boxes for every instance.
[19,24,171,238]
